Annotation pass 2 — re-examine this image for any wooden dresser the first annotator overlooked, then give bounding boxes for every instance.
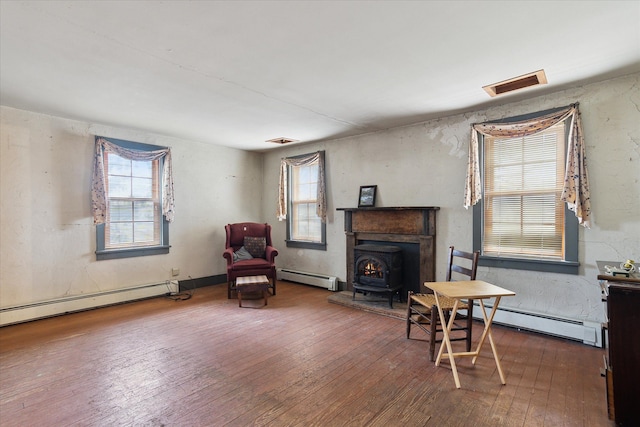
[597,261,640,426]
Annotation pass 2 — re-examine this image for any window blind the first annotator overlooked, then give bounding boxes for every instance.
[483,122,566,259]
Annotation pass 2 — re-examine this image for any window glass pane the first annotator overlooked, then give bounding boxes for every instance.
[132,160,152,178]
[292,202,321,241]
[110,200,133,222]
[132,177,153,198]
[299,165,313,182]
[523,162,556,190]
[295,213,309,238]
[134,222,155,243]
[109,222,133,244]
[296,182,315,200]
[108,176,131,198]
[297,203,309,217]
[107,154,131,175]
[308,219,321,239]
[493,165,521,191]
[134,201,155,221]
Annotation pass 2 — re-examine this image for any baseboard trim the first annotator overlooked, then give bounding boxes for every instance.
[179,274,226,291]
[1,281,178,327]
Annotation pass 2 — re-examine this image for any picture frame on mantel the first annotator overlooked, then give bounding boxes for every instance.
[358,185,377,207]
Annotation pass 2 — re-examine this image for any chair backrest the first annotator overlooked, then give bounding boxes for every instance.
[225,222,273,251]
[445,246,479,282]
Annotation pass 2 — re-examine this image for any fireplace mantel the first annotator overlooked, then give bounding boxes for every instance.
[337,207,440,293]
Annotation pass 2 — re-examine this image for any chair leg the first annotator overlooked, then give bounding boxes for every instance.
[406,292,413,338]
[429,305,438,362]
[227,280,232,299]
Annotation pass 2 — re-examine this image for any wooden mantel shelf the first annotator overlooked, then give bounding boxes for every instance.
[337,206,440,293]
[337,206,439,236]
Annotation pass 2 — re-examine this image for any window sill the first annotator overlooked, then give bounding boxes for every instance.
[285,240,326,251]
[479,255,579,275]
[96,245,170,261]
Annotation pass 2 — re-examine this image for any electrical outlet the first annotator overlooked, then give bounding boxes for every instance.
[171,268,180,277]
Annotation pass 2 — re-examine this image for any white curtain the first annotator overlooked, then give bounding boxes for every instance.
[91,137,175,225]
[277,151,326,222]
[465,104,591,228]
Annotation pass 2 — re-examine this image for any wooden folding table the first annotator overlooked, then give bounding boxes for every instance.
[425,280,515,389]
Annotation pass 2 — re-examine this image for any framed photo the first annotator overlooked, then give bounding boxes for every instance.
[358,185,377,207]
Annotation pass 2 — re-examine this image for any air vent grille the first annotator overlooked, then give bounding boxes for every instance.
[266,137,299,145]
[483,70,547,97]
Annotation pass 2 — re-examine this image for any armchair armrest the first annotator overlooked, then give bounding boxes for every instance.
[265,245,279,263]
[223,248,234,265]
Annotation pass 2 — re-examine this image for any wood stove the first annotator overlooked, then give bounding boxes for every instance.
[337,207,440,296]
[352,244,403,307]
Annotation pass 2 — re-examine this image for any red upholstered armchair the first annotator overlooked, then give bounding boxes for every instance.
[223,222,279,299]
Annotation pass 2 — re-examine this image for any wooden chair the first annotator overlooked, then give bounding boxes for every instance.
[406,246,480,361]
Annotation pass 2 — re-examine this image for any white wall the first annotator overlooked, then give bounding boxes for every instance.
[263,73,640,324]
[0,106,263,308]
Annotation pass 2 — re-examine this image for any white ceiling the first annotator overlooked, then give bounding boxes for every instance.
[2,1,639,152]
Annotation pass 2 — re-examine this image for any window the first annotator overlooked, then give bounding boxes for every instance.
[279,151,326,250]
[290,161,323,243]
[93,137,172,260]
[105,153,160,248]
[472,110,579,274]
[483,122,566,258]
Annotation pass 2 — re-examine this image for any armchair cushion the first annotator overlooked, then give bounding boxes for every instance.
[233,246,254,262]
[230,257,272,271]
[244,236,266,258]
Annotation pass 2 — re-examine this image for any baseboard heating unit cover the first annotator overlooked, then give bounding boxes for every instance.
[0,280,179,326]
[277,268,338,291]
[466,303,602,347]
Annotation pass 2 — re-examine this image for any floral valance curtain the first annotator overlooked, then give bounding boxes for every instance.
[277,151,326,222]
[91,137,175,225]
[464,103,591,227]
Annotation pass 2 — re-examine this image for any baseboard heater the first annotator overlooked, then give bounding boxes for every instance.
[277,268,338,291]
[460,302,601,347]
[0,280,179,327]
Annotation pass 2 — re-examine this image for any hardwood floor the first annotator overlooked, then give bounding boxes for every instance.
[0,282,612,426]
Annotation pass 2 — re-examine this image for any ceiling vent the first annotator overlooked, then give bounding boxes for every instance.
[483,69,547,97]
[266,137,299,145]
